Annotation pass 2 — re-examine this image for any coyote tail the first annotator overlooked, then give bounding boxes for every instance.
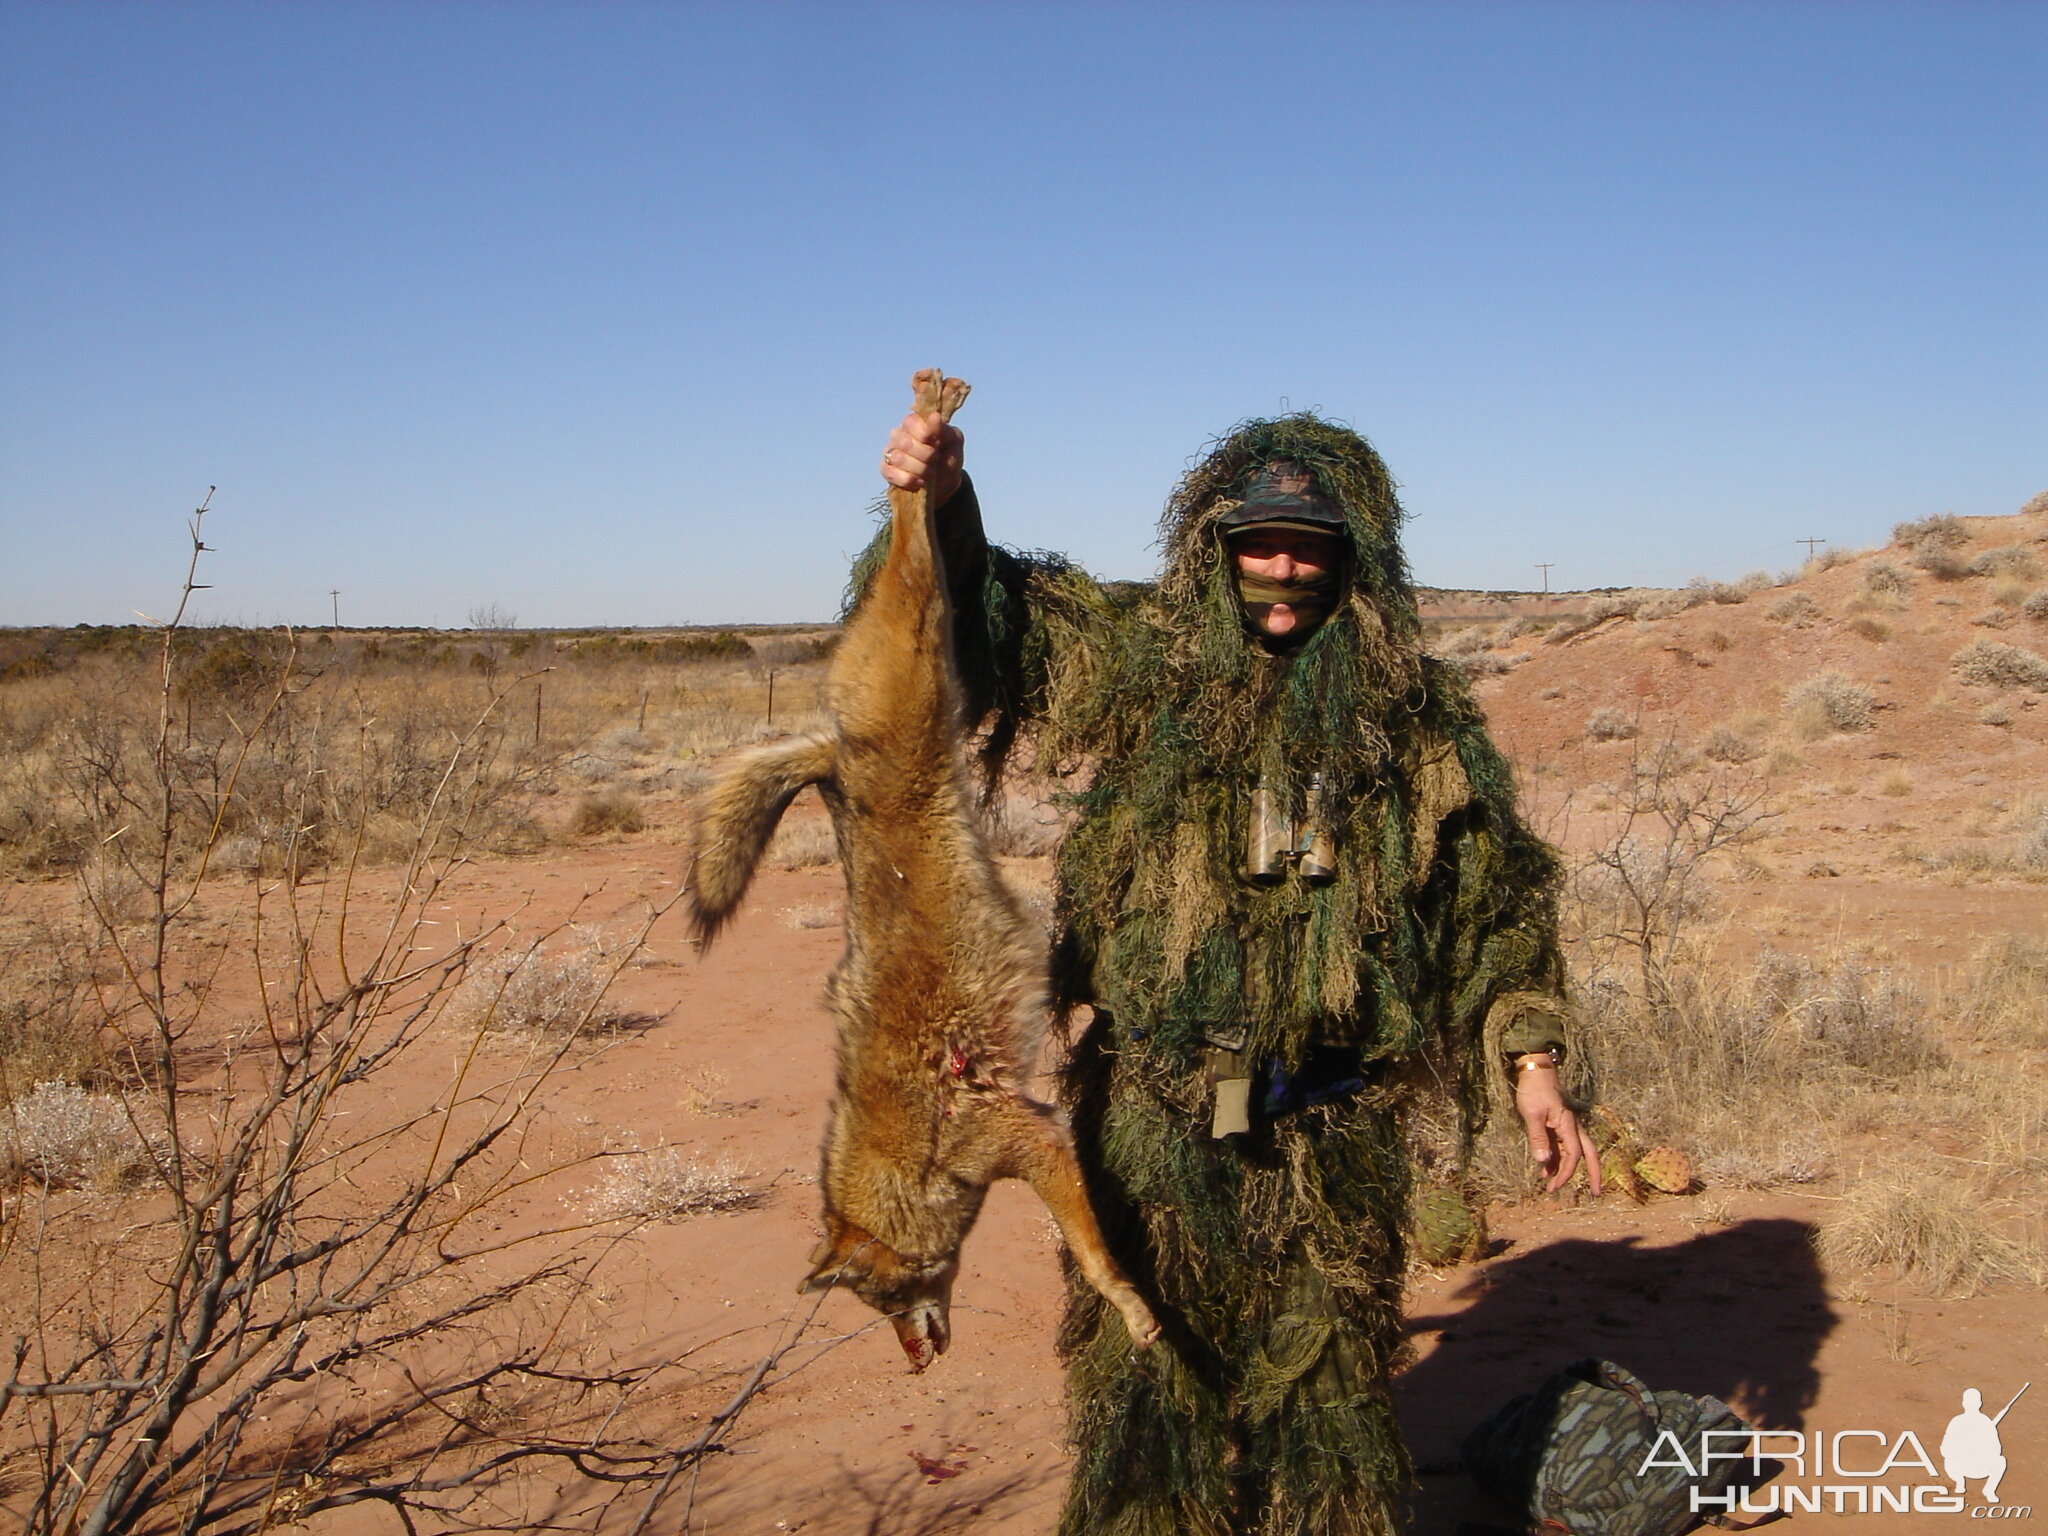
[684,734,837,944]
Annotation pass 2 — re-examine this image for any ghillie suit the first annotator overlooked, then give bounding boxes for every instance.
[685,371,1157,1371]
[852,413,1573,1535]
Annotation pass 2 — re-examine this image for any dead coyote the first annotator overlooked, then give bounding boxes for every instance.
[685,370,1158,1369]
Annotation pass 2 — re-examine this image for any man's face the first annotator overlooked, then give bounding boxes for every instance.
[1229,526,1344,637]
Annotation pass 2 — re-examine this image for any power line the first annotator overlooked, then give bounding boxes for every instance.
[1536,563,1554,597]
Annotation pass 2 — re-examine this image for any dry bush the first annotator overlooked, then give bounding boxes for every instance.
[1819,1171,2041,1296]
[1846,615,1891,642]
[2019,808,2048,872]
[1810,546,1858,573]
[780,901,841,930]
[1583,707,1637,742]
[571,788,646,836]
[0,919,105,1096]
[2,1080,151,1188]
[1912,545,1969,580]
[1633,592,1690,621]
[1545,592,1650,642]
[1894,513,1970,549]
[1970,606,2015,630]
[1967,545,2039,580]
[1436,625,1493,657]
[2022,489,2048,518]
[447,931,622,1037]
[1685,576,1749,606]
[1698,727,1760,765]
[1862,561,1909,595]
[1496,614,1539,642]
[2024,590,2048,621]
[768,816,838,869]
[1980,700,2014,727]
[1950,638,2048,691]
[583,1148,760,1223]
[1765,592,1820,626]
[0,510,693,1534]
[1785,671,1876,735]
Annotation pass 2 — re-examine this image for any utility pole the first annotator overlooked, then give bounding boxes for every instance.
[1798,538,1827,563]
[330,589,341,628]
[1536,563,1554,599]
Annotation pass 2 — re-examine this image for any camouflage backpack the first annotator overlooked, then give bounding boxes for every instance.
[1461,1358,1767,1536]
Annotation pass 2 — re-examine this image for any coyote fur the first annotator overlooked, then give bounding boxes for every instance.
[685,371,1158,1369]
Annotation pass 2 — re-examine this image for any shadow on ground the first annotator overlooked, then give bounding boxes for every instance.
[1398,1217,1834,1535]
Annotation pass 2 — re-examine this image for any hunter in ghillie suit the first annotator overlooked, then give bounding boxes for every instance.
[873,403,1601,1536]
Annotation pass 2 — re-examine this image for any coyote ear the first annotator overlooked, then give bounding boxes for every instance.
[799,1221,876,1293]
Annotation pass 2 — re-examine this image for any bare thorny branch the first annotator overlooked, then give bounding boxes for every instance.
[0,502,753,1535]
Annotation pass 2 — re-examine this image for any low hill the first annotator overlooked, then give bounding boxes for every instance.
[1445,497,2048,888]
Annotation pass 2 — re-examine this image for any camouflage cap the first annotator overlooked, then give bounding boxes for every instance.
[1216,459,1346,534]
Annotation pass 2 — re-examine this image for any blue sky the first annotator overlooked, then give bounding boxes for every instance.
[3,1,2043,627]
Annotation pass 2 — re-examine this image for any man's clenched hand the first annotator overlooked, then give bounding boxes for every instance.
[881,410,964,505]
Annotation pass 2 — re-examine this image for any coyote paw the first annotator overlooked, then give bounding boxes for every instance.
[1115,1291,1161,1349]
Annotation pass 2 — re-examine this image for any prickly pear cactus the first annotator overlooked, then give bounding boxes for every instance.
[1590,1104,1645,1203]
[1412,1185,1485,1266]
[1633,1145,1695,1195]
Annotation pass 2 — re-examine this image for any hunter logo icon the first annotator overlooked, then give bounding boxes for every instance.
[1944,1384,2026,1505]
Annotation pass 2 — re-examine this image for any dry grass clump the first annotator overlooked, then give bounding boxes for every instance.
[1979,700,2014,727]
[780,901,840,930]
[571,790,646,836]
[1862,560,1910,595]
[1845,615,1890,642]
[584,1148,759,1223]
[1546,591,1662,641]
[1699,726,1761,764]
[1967,545,2039,580]
[1818,1171,2042,1296]
[1911,545,1969,580]
[2018,808,2048,873]
[448,933,621,1037]
[1947,935,2048,1044]
[1785,671,1876,735]
[1583,707,1637,742]
[1950,638,2048,691]
[1764,592,1820,626]
[2,1081,153,1189]
[1894,512,1970,550]
[2020,589,2048,621]
[0,923,105,1097]
[1436,625,1493,657]
[1970,606,2015,630]
[1685,576,1753,606]
[768,816,838,869]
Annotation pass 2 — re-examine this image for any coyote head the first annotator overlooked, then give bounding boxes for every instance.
[801,1219,958,1371]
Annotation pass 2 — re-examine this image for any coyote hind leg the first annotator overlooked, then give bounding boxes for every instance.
[993,1100,1160,1348]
